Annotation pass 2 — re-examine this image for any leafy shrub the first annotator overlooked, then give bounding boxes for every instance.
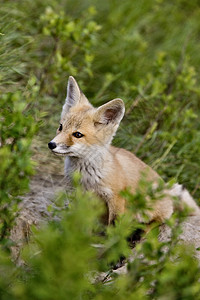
[0,91,38,241]
[0,7,41,242]
[1,178,199,300]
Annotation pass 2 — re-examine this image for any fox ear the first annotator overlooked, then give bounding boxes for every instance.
[94,99,125,125]
[65,76,81,110]
[61,76,91,118]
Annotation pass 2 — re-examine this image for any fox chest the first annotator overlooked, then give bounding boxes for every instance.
[65,157,112,201]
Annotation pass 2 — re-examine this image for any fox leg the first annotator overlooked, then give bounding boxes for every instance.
[107,195,126,225]
[107,201,117,225]
[134,195,174,224]
[148,196,174,223]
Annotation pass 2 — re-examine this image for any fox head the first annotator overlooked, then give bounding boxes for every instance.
[48,76,125,158]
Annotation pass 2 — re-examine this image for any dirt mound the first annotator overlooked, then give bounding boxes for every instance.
[11,173,66,264]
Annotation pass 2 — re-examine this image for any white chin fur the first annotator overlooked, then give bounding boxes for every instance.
[51,145,69,156]
[52,151,68,157]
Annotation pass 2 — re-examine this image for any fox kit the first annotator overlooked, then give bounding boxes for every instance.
[48,76,200,224]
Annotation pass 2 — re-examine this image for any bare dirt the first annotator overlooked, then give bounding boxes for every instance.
[10,138,67,263]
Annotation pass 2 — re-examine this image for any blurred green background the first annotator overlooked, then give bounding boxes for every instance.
[1,0,200,298]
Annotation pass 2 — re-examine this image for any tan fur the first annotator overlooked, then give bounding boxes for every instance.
[48,76,200,224]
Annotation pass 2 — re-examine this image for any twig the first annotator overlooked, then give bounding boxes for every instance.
[192,181,200,196]
[151,140,177,169]
[135,106,167,154]
[125,81,153,117]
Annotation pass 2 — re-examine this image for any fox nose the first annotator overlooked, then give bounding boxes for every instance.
[48,141,57,150]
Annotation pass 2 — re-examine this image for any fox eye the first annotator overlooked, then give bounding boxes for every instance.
[58,124,63,131]
[72,131,84,138]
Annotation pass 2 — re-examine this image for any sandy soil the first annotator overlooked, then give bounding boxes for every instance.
[10,140,67,263]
